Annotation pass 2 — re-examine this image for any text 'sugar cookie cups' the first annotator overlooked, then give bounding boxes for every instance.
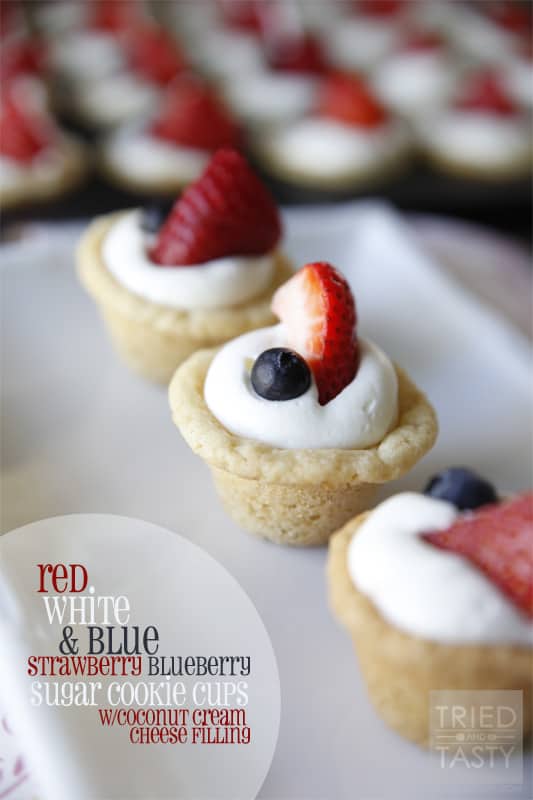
[169,261,437,546]
[328,470,533,746]
[77,149,292,383]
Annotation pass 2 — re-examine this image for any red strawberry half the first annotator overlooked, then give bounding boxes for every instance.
[317,72,388,128]
[455,70,518,116]
[90,0,143,32]
[268,34,329,75]
[271,262,359,405]
[402,31,444,52]
[357,0,404,17]
[0,84,54,162]
[0,36,46,81]
[424,492,533,619]
[219,0,264,34]
[149,148,281,266]
[488,2,531,35]
[123,24,187,86]
[150,76,241,150]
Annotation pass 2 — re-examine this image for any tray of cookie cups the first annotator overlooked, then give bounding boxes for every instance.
[252,71,411,193]
[370,29,458,123]
[77,148,293,383]
[0,78,87,211]
[47,9,186,131]
[328,469,533,746]
[220,31,327,133]
[169,261,437,547]
[98,74,245,196]
[415,68,532,181]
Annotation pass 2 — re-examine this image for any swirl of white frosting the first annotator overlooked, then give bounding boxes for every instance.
[204,325,398,449]
[372,51,455,116]
[326,18,399,71]
[192,30,264,79]
[50,31,125,82]
[74,75,159,127]
[348,493,533,645]
[102,123,209,184]
[223,72,317,127]
[102,210,276,310]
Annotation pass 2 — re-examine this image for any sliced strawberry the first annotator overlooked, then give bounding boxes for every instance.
[0,0,18,37]
[488,2,531,34]
[424,493,533,619]
[90,0,143,32]
[402,31,444,52]
[271,262,359,405]
[357,0,404,17]
[268,34,328,75]
[149,148,281,266]
[150,76,241,150]
[455,70,518,116]
[317,72,387,128]
[218,0,264,33]
[123,24,187,86]
[0,36,46,81]
[0,84,53,162]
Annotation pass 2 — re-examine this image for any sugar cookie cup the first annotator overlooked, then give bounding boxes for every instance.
[1,136,87,211]
[98,148,194,197]
[253,129,411,193]
[168,349,438,545]
[251,71,412,193]
[327,513,532,746]
[420,145,532,182]
[77,213,293,384]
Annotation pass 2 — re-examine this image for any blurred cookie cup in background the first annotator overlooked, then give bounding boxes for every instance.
[254,72,410,192]
[99,75,243,195]
[0,79,87,211]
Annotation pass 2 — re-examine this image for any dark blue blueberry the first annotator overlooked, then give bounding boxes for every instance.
[424,467,498,511]
[251,348,311,401]
[141,199,173,233]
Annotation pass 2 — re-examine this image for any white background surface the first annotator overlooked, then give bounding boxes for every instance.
[0,515,280,800]
[1,203,532,799]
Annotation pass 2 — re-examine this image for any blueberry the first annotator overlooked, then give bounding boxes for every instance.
[141,199,173,234]
[424,467,498,511]
[251,348,311,401]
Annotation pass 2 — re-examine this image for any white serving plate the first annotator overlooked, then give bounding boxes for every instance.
[1,203,531,799]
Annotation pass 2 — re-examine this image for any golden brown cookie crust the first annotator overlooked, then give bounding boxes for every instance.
[168,347,438,486]
[327,514,533,746]
[252,131,411,191]
[420,145,532,181]
[210,466,380,546]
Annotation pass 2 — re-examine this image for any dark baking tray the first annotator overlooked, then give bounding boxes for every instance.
[2,131,531,245]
